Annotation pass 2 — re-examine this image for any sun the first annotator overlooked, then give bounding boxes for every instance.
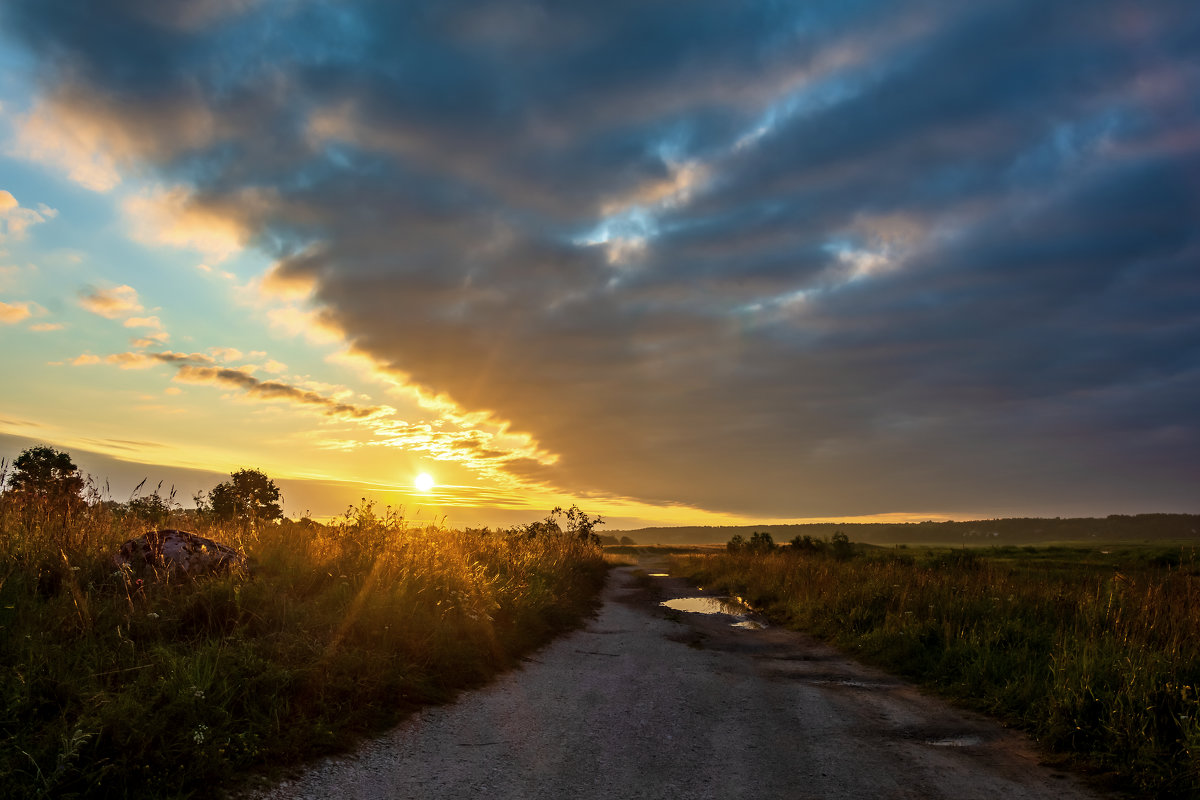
[414,472,435,492]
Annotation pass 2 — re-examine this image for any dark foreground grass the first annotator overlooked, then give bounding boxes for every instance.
[1,500,607,799]
[673,545,1200,797]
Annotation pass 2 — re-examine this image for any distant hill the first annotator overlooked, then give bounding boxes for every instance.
[611,514,1200,547]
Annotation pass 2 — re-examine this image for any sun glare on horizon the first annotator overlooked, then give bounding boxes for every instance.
[414,472,435,492]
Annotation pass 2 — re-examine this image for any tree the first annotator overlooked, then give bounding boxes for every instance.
[4,445,84,504]
[830,530,854,561]
[789,534,825,554]
[560,504,604,545]
[126,481,175,527]
[204,468,282,524]
[520,505,604,545]
[748,531,776,552]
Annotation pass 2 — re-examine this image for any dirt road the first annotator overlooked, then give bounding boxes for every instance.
[256,561,1107,800]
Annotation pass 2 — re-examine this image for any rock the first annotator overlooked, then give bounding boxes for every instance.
[115,529,249,576]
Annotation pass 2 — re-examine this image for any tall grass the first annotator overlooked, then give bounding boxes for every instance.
[673,546,1200,797]
[0,491,607,799]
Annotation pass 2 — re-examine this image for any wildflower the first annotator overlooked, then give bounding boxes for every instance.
[193,724,208,744]
[147,612,159,620]
[193,687,205,699]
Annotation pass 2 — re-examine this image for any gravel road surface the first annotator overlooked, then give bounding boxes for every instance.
[255,560,1107,800]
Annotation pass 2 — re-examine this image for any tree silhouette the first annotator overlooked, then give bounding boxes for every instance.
[521,505,604,544]
[830,530,854,560]
[5,445,85,504]
[205,468,282,524]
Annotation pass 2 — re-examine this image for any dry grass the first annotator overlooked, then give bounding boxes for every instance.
[673,545,1200,797]
[0,491,607,799]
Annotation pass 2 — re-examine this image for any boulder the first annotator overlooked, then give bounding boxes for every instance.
[115,529,248,576]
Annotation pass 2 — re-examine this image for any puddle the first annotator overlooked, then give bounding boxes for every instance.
[660,596,766,629]
[808,678,893,690]
[661,596,748,615]
[731,620,766,630]
[647,573,670,577]
[926,735,984,748]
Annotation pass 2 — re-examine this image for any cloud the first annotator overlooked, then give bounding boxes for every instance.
[172,364,388,420]
[7,0,1199,517]
[0,300,36,324]
[127,319,167,330]
[208,347,243,362]
[0,190,57,241]
[8,83,218,192]
[266,305,345,344]
[79,285,143,319]
[29,321,64,331]
[123,185,266,261]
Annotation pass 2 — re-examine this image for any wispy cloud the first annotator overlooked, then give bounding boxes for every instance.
[173,364,388,420]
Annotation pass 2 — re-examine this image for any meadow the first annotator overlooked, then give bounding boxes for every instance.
[672,542,1200,797]
[0,491,607,799]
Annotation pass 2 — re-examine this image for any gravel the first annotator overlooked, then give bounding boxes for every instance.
[252,561,1109,800]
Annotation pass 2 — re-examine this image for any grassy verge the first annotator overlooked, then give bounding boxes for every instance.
[1,500,607,799]
[672,545,1200,797]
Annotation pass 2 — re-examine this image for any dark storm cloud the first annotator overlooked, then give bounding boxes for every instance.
[5,0,1198,516]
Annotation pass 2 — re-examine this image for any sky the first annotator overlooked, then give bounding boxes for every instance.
[0,0,1197,529]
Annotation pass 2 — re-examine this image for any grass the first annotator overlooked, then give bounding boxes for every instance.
[0,494,607,799]
[672,543,1200,797]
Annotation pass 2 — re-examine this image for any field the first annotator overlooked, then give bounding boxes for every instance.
[672,542,1200,797]
[0,496,607,799]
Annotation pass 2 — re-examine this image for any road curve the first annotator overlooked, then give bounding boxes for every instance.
[254,561,1107,800]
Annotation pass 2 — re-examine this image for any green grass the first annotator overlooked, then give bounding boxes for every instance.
[0,497,607,799]
[672,544,1200,797]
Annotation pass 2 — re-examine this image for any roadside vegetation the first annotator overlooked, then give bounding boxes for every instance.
[0,447,607,799]
[674,534,1200,797]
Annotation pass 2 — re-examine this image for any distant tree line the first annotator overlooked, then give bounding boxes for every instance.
[626,513,1200,546]
[727,529,855,560]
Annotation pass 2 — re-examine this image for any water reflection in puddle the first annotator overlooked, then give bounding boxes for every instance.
[648,573,670,577]
[926,735,984,748]
[660,596,766,629]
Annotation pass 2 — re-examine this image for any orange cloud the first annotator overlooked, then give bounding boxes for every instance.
[130,334,170,347]
[261,259,319,299]
[79,285,143,319]
[124,315,163,329]
[209,346,244,362]
[9,89,216,192]
[124,185,264,261]
[0,300,35,324]
[267,305,345,344]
